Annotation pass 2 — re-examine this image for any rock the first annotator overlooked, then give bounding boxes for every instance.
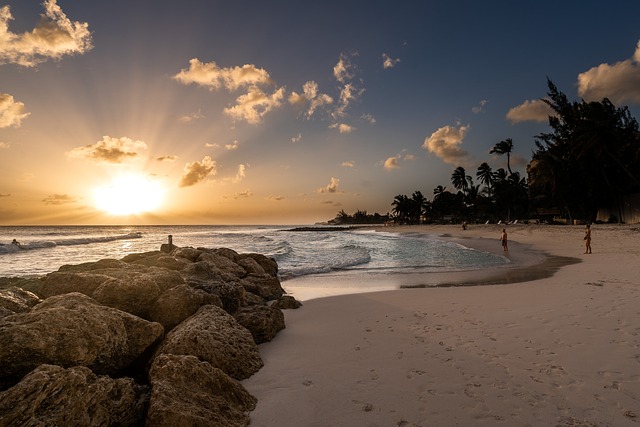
[146,354,256,427]
[180,261,226,283]
[0,292,164,380]
[58,258,145,273]
[40,272,114,298]
[236,256,265,276]
[145,267,185,292]
[0,364,146,426]
[238,274,285,300]
[234,305,285,344]
[0,287,42,314]
[149,284,223,331]
[241,253,278,277]
[211,247,240,262]
[244,291,267,306]
[172,247,202,262]
[271,295,303,309]
[154,305,263,380]
[121,250,165,263]
[190,280,246,314]
[92,275,161,319]
[198,251,247,278]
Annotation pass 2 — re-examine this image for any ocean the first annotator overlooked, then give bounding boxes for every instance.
[0,225,510,289]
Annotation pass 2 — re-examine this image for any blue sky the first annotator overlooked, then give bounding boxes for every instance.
[1,0,640,224]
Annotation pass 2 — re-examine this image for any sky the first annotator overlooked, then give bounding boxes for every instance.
[1,0,640,225]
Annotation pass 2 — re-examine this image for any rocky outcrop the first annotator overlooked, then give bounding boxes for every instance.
[0,242,298,426]
[272,295,304,309]
[0,292,164,380]
[147,354,256,427]
[154,305,263,380]
[0,364,146,426]
[234,305,286,344]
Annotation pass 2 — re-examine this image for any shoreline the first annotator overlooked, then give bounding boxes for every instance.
[243,223,640,426]
[282,223,580,301]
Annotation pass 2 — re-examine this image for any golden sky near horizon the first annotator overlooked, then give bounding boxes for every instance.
[1,1,640,225]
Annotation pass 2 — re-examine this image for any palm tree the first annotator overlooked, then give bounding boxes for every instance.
[490,138,514,175]
[451,166,472,195]
[476,162,494,198]
[391,194,412,224]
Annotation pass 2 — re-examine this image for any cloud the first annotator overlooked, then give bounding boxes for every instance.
[223,86,285,124]
[178,110,204,123]
[0,0,92,67]
[288,81,333,119]
[506,99,554,123]
[472,99,488,114]
[384,156,400,170]
[224,189,253,199]
[0,141,8,149]
[174,58,284,124]
[0,93,30,128]
[178,155,216,188]
[382,53,400,69]
[318,177,340,194]
[329,123,355,133]
[42,193,77,205]
[267,195,285,201]
[66,136,147,163]
[173,58,273,91]
[422,125,470,165]
[577,40,640,105]
[342,161,356,168]
[361,113,376,124]
[0,193,10,197]
[156,155,177,162]
[291,133,302,143]
[225,140,239,150]
[333,53,356,83]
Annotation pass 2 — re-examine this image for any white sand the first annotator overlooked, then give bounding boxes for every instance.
[243,224,640,426]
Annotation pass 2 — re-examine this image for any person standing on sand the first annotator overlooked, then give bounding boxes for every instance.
[584,224,592,254]
[500,229,508,251]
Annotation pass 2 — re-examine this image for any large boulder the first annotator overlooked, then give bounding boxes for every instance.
[0,292,164,380]
[198,251,247,278]
[149,284,223,331]
[238,274,285,300]
[40,272,114,298]
[0,364,146,426]
[234,305,285,344]
[92,275,161,319]
[58,258,146,273]
[146,354,256,427]
[145,267,185,293]
[0,287,41,314]
[190,280,246,314]
[241,253,278,277]
[154,305,263,380]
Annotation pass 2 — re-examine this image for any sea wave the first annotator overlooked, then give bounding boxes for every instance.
[0,232,143,255]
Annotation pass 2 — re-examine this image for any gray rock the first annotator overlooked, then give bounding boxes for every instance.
[190,280,246,314]
[238,274,285,300]
[146,354,256,427]
[154,305,263,380]
[149,284,223,331]
[146,267,185,292]
[0,364,146,427]
[241,253,278,277]
[172,247,202,262]
[0,292,164,379]
[198,251,247,278]
[234,305,285,344]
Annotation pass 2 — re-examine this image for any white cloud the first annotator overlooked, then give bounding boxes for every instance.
[224,86,285,124]
[333,53,355,83]
[291,133,302,143]
[174,58,284,124]
[66,136,147,163]
[330,123,355,133]
[0,93,30,128]
[288,81,334,119]
[173,58,272,91]
[361,113,376,124]
[225,140,239,150]
[317,177,340,194]
[382,53,400,69]
[342,161,356,168]
[384,156,399,170]
[0,0,92,67]
[178,156,216,188]
[506,99,554,123]
[577,40,640,105]
[422,125,470,165]
[179,110,204,123]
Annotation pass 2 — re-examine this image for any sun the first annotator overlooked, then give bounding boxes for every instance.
[93,173,165,215]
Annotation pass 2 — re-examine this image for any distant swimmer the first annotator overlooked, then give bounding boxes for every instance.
[11,239,21,246]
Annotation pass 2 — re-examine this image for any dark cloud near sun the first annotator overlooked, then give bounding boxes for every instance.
[42,193,77,205]
[178,156,216,188]
[66,136,148,163]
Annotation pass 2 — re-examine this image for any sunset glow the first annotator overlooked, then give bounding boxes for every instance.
[0,1,639,225]
[93,174,165,216]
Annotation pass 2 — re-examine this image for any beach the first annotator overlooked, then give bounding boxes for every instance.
[243,224,640,426]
